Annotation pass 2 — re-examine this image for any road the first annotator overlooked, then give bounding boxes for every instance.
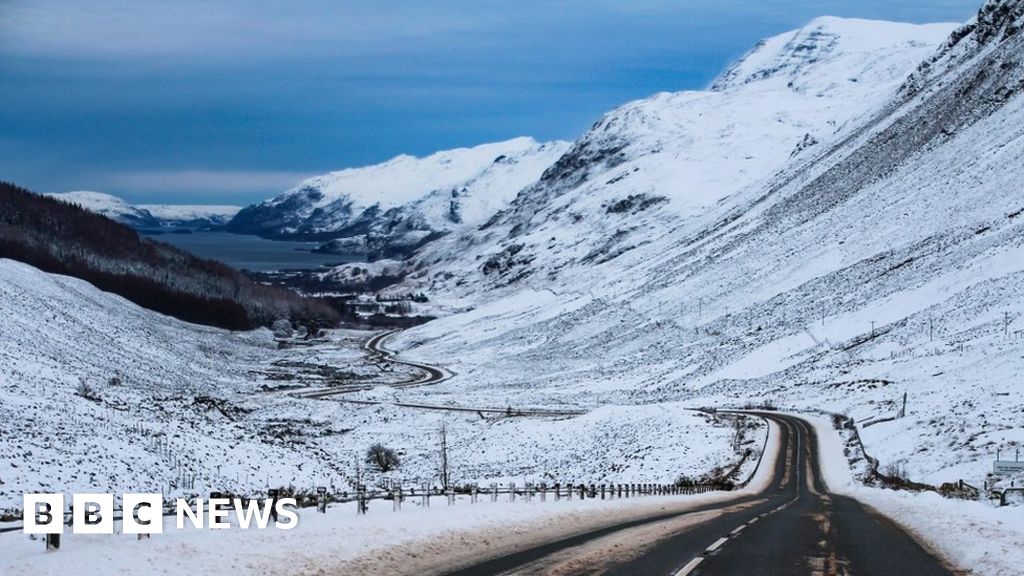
[301,330,450,400]
[442,413,958,576]
[304,331,585,417]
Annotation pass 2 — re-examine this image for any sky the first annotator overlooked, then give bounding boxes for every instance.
[0,0,982,205]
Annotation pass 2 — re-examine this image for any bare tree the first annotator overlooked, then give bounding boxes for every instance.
[365,443,400,473]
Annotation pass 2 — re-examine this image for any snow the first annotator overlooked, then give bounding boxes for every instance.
[0,257,761,512]
[7,7,1024,576]
[296,137,547,209]
[48,191,155,225]
[0,413,777,576]
[47,191,240,228]
[136,204,241,220]
[807,413,1024,576]
[239,137,571,239]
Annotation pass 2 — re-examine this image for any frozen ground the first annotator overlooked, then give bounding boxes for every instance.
[0,418,778,576]
[0,258,758,515]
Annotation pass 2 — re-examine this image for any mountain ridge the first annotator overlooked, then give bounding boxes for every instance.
[49,190,240,230]
[225,137,571,260]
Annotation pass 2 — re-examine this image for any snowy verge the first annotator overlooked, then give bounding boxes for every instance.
[0,416,776,576]
[805,413,1023,576]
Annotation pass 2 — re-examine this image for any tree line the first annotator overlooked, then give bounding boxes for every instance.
[0,181,340,330]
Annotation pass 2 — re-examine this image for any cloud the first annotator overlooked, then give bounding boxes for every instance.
[102,169,313,197]
[0,0,486,61]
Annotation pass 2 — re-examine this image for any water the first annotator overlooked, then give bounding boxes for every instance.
[144,231,361,272]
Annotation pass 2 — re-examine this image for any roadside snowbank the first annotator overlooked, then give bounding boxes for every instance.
[0,417,776,576]
[805,413,1024,576]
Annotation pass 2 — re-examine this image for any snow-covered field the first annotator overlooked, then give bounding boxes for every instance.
[0,415,778,576]
[0,258,758,514]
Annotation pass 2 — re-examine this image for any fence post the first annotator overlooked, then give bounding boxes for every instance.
[510,483,516,503]
[472,484,478,504]
[579,483,585,500]
[601,484,606,499]
[541,483,547,502]
[589,483,596,498]
[395,486,402,511]
[423,485,429,508]
[555,483,561,501]
[491,483,498,503]
[357,485,367,515]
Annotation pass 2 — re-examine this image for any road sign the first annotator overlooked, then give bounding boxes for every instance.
[994,460,1024,474]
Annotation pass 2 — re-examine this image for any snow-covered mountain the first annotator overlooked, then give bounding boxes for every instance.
[225,137,570,258]
[49,191,240,230]
[369,17,955,292]
[383,3,1024,490]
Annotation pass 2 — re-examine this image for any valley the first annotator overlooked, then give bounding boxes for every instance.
[4,1,1024,574]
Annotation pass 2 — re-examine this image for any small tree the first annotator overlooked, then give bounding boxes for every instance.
[365,443,400,473]
[271,318,293,339]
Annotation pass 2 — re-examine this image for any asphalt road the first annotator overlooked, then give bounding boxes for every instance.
[444,413,958,576]
[302,330,449,400]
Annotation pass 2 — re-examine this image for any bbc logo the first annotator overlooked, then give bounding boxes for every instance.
[24,493,164,534]
[24,493,299,534]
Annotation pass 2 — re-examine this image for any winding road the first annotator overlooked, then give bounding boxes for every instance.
[441,413,957,576]
[300,330,451,400]
[303,331,585,417]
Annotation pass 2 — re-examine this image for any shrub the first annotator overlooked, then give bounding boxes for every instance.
[366,443,400,473]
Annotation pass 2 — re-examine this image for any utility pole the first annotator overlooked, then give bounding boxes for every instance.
[929,318,934,342]
[439,421,451,492]
[900,392,907,418]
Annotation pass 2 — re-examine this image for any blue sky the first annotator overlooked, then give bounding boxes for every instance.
[1,0,981,205]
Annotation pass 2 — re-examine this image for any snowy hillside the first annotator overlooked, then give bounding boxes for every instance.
[374,5,1024,493]
[226,137,569,258]
[137,203,241,226]
[49,191,161,228]
[49,191,240,230]
[0,258,753,515]
[379,17,956,293]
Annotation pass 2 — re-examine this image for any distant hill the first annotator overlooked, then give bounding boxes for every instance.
[225,137,570,259]
[48,190,240,230]
[0,181,338,330]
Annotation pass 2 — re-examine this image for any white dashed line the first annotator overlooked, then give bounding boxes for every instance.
[673,556,704,576]
[705,537,730,554]
[730,524,746,536]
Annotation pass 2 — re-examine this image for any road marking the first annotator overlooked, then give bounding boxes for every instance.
[730,524,746,536]
[673,557,704,576]
[705,537,730,553]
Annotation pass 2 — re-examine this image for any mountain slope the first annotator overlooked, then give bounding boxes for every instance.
[386,17,955,293]
[383,5,1024,487]
[2,182,338,329]
[49,191,240,230]
[226,137,570,258]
